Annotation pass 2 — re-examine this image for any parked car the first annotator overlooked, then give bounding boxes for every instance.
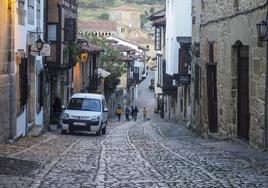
[60,93,108,136]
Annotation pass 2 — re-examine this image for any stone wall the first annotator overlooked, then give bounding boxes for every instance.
[0,1,16,143]
[196,0,267,148]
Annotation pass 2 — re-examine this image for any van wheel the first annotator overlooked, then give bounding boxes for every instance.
[61,129,67,134]
[102,127,106,135]
[96,127,102,136]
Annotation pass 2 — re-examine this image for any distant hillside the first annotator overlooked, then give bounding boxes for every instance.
[78,0,164,23]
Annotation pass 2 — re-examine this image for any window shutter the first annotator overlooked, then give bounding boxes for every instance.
[65,18,77,41]
[155,27,161,50]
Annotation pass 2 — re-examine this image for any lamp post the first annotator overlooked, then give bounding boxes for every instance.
[256,11,268,150]
[35,37,44,55]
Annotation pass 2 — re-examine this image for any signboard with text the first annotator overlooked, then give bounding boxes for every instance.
[173,73,191,85]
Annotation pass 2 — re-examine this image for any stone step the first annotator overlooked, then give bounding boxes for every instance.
[28,124,46,137]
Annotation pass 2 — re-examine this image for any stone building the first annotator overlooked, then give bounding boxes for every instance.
[109,6,141,30]
[14,0,45,138]
[78,20,118,37]
[191,0,268,149]
[45,0,78,124]
[0,0,16,142]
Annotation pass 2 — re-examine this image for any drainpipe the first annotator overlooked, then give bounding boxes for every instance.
[265,38,268,150]
[265,0,268,151]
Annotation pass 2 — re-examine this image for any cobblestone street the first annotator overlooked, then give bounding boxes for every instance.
[1,72,268,187]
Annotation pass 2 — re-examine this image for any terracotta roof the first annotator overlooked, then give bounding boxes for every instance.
[107,36,148,51]
[110,6,140,12]
[81,43,103,53]
[148,9,165,21]
[78,20,118,32]
[152,17,166,26]
[77,38,103,52]
[128,36,154,44]
[116,55,133,61]
[111,44,135,52]
[130,54,146,61]
[177,37,192,44]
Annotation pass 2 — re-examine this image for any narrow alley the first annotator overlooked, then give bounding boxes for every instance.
[0,72,268,188]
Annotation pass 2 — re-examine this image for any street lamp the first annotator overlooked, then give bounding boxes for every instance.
[257,20,268,41]
[35,37,44,51]
[256,11,268,151]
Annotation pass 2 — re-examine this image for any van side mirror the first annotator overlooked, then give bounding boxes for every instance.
[62,105,66,110]
[103,107,108,112]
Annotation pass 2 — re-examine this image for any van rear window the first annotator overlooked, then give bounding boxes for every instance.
[67,98,101,112]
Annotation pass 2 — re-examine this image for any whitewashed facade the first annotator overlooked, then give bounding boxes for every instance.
[165,0,192,75]
[15,0,45,137]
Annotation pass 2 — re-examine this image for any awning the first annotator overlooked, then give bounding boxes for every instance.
[98,68,111,78]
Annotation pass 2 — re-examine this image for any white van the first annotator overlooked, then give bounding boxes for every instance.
[60,93,108,136]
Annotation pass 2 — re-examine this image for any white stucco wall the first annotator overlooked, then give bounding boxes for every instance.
[165,0,192,75]
[15,0,45,137]
[107,36,143,53]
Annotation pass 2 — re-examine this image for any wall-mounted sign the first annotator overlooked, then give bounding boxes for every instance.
[173,73,191,85]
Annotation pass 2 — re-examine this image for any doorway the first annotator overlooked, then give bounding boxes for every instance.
[206,64,218,133]
[236,44,250,141]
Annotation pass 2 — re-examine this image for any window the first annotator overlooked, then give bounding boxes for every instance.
[37,70,43,111]
[209,43,214,63]
[65,18,77,41]
[234,0,239,11]
[18,0,25,25]
[67,98,101,112]
[19,58,28,108]
[47,24,57,41]
[36,0,41,27]
[28,0,34,25]
[201,0,205,10]
[134,67,139,74]
[121,28,125,33]
[155,27,161,50]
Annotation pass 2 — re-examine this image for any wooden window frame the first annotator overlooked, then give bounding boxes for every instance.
[155,27,161,51]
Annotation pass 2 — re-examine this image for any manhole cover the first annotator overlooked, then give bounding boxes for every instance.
[0,156,40,176]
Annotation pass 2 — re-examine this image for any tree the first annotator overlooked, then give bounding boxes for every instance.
[98,13,109,20]
[87,36,125,98]
[149,7,155,14]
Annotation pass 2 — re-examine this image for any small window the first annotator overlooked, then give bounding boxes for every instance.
[234,0,239,11]
[121,28,125,33]
[28,0,34,25]
[134,67,139,74]
[37,70,43,111]
[201,0,205,10]
[47,24,57,41]
[65,18,77,41]
[155,27,161,50]
[209,43,214,63]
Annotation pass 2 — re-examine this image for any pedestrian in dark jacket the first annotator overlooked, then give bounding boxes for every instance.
[131,106,134,120]
[133,106,139,121]
[125,106,130,121]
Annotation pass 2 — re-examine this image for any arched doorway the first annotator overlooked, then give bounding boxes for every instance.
[234,41,250,141]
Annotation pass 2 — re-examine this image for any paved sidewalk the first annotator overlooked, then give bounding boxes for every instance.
[151,113,268,165]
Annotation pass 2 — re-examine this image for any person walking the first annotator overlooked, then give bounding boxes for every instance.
[133,106,139,121]
[142,107,147,121]
[116,106,123,122]
[131,106,134,120]
[125,106,130,121]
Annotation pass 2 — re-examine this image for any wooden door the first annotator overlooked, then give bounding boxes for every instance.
[207,64,218,133]
[237,46,249,141]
